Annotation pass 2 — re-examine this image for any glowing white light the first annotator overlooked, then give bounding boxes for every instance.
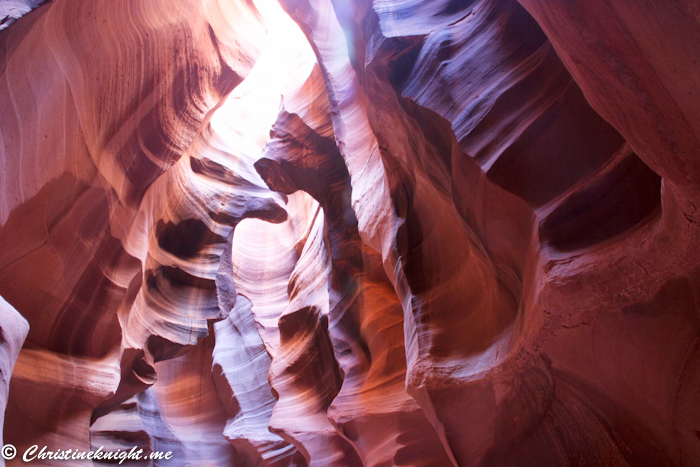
[210,0,316,162]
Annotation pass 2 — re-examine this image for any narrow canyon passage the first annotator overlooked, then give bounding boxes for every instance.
[0,0,699,466]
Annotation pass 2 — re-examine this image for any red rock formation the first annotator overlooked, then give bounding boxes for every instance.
[0,0,699,466]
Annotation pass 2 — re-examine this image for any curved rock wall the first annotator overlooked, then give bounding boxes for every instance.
[0,0,698,466]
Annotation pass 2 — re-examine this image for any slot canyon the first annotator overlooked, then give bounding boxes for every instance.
[0,0,699,465]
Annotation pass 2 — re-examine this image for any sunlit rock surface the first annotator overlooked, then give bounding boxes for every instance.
[0,0,48,31]
[0,296,29,463]
[0,0,699,466]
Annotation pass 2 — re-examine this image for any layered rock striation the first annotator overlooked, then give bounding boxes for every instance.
[0,0,698,466]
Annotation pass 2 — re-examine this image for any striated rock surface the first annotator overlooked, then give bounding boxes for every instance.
[1,0,699,466]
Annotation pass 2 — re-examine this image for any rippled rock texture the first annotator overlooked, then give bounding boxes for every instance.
[1,0,699,466]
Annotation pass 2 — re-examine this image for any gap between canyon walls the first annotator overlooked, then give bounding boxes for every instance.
[0,0,699,466]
